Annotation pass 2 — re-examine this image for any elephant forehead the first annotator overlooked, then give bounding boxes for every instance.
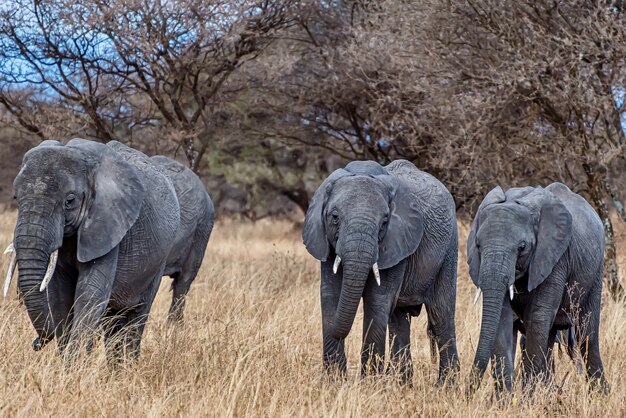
[332,176,388,202]
[16,148,87,192]
[479,203,533,229]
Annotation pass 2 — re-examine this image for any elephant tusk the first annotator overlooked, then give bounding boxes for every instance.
[3,250,16,297]
[473,288,481,305]
[372,263,381,286]
[3,242,14,255]
[509,284,515,301]
[333,256,341,275]
[39,250,58,292]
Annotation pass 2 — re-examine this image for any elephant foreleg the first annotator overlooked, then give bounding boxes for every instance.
[46,266,77,355]
[67,247,118,362]
[361,261,405,376]
[521,263,567,387]
[388,308,412,383]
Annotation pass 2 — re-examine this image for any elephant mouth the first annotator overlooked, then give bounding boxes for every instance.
[332,254,381,286]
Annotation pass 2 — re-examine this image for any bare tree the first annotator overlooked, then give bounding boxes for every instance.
[0,0,298,169]
[424,0,626,299]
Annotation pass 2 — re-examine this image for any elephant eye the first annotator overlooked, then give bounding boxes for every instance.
[65,194,76,208]
[518,241,527,253]
[330,211,339,224]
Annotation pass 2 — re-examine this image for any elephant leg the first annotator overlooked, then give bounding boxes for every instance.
[521,267,567,387]
[320,258,346,375]
[168,269,196,325]
[388,308,412,383]
[425,250,460,385]
[118,275,162,360]
[102,308,129,367]
[577,279,609,393]
[168,229,207,325]
[546,327,558,379]
[46,268,77,355]
[67,248,118,362]
[361,260,405,376]
[492,297,514,394]
[167,272,184,325]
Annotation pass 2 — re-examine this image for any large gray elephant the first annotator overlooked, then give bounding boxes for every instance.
[5,138,212,361]
[467,183,608,393]
[303,160,459,383]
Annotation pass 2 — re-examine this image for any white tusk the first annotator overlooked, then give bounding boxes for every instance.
[372,263,381,286]
[473,288,481,305]
[39,250,58,292]
[3,250,16,297]
[333,256,341,274]
[509,284,515,301]
[3,243,14,255]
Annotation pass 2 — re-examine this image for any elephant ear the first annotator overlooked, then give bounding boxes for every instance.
[68,139,146,263]
[467,186,506,286]
[528,192,572,292]
[376,176,424,270]
[302,169,353,261]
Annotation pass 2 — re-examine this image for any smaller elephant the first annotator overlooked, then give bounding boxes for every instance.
[468,183,609,393]
[303,160,459,384]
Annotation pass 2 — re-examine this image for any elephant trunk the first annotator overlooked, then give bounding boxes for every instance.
[14,200,62,349]
[471,250,515,388]
[330,223,378,340]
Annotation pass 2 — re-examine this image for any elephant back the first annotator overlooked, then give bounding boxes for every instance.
[385,160,456,217]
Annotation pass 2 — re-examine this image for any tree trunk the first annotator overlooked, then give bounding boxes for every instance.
[585,163,626,302]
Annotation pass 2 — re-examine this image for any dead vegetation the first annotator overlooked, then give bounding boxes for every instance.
[0,213,625,416]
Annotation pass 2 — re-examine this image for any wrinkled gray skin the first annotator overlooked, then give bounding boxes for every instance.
[303,160,459,383]
[12,138,211,362]
[516,321,582,376]
[468,183,609,393]
[149,155,214,324]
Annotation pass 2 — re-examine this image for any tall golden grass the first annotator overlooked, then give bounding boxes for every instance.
[0,211,625,417]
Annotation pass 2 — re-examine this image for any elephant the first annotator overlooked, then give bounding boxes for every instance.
[5,138,212,361]
[467,183,609,393]
[302,160,459,384]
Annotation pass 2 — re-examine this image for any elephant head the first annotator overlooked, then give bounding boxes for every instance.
[9,139,144,348]
[302,161,423,339]
[467,186,572,384]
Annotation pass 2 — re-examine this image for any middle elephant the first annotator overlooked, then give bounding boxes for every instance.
[303,160,459,383]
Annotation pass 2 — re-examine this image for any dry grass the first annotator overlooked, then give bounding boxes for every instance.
[0,212,625,417]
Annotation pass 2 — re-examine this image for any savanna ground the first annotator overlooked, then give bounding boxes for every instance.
[0,211,625,417]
